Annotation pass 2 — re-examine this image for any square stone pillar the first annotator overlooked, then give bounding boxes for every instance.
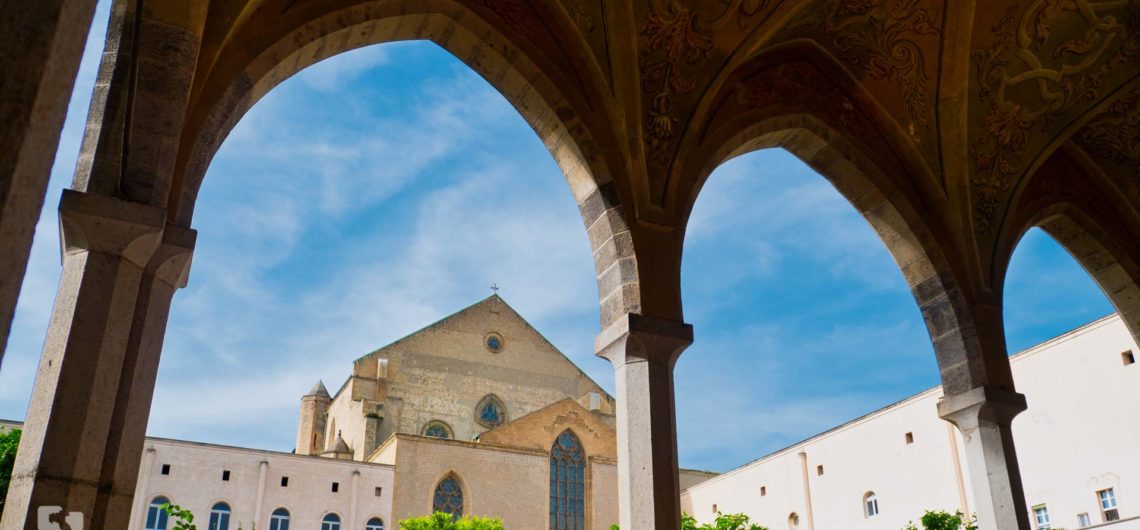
[597,313,692,530]
[1,190,194,530]
[938,386,1031,530]
[0,0,98,365]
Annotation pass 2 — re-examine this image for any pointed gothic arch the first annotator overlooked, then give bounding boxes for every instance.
[474,394,508,428]
[432,472,465,520]
[549,429,586,530]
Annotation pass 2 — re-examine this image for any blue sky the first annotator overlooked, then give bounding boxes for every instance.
[0,3,1114,473]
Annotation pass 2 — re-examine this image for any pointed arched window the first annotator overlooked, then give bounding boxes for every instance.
[475,394,507,428]
[433,474,464,520]
[550,430,585,530]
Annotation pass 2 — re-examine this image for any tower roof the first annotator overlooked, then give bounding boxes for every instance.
[307,380,330,397]
[329,432,350,454]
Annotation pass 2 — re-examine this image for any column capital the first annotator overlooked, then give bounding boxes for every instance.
[595,312,693,367]
[938,385,1027,428]
[147,222,196,288]
[58,189,166,268]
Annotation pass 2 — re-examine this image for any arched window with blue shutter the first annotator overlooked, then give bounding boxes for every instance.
[433,474,464,520]
[550,430,585,530]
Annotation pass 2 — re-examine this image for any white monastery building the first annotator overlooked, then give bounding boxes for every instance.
[2,297,1137,530]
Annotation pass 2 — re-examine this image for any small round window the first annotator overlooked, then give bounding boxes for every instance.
[484,333,504,353]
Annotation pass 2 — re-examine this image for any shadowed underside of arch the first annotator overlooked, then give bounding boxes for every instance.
[165,1,644,326]
[1005,145,1140,344]
[678,45,1010,394]
[3,1,1140,529]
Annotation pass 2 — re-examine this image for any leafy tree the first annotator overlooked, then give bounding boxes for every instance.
[0,428,20,517]
[903,510,978,530]
[611,512,768,530]
[398,512,504,530]
[160,503,199,530]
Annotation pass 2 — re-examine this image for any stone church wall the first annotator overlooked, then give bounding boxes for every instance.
[387,434,622,529]
[332,296,611,451]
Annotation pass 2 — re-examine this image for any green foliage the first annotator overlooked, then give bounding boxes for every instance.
[612,512,768,530]
[160,503,198,530]
[902,510,978,530]
[0,428,21,517]
[398,512,504,530]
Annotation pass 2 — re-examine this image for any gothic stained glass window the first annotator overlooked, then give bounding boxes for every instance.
[433,474,464,520]
[549,430,586,530]
[422,421,452,439]
[475,394,507,428]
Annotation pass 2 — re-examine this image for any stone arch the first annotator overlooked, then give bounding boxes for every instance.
[164,3,637,324]
[685,92,998,394]
[1002,146,1140,345]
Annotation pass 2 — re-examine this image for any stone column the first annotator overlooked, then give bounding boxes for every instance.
[0,189,167,530]
[938,386,1030,530]
[797,452,816,530]
[254,460,269,528]
[0,0,98,365]
[596,313,692,530]
[90,223,195,529]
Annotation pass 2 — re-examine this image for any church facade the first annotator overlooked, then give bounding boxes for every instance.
[110,295,715,530]
[3,297,1136,530]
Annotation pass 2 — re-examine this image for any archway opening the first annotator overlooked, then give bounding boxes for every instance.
[1002,226,1131,529]
[677,146,939,524]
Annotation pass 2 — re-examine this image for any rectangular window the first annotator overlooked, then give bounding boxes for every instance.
[160,464,170,475]
[1124,350,1136,365]
[816,465,824,476]
[905,432,914,444]
[1078,513,1091,528]
[222,470,230,481]
[1098,489,1119,522]
[374,486,383,497]
[332,482,339,493]
[760,486,766,497]
[1033,505,1050,529]
[281,476,289,487]
[712,504,717,513]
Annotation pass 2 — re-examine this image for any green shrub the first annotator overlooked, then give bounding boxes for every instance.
[398,512,504,530]
[903,510,978,530]
[611,512,768,530]
[0,428,21,517]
